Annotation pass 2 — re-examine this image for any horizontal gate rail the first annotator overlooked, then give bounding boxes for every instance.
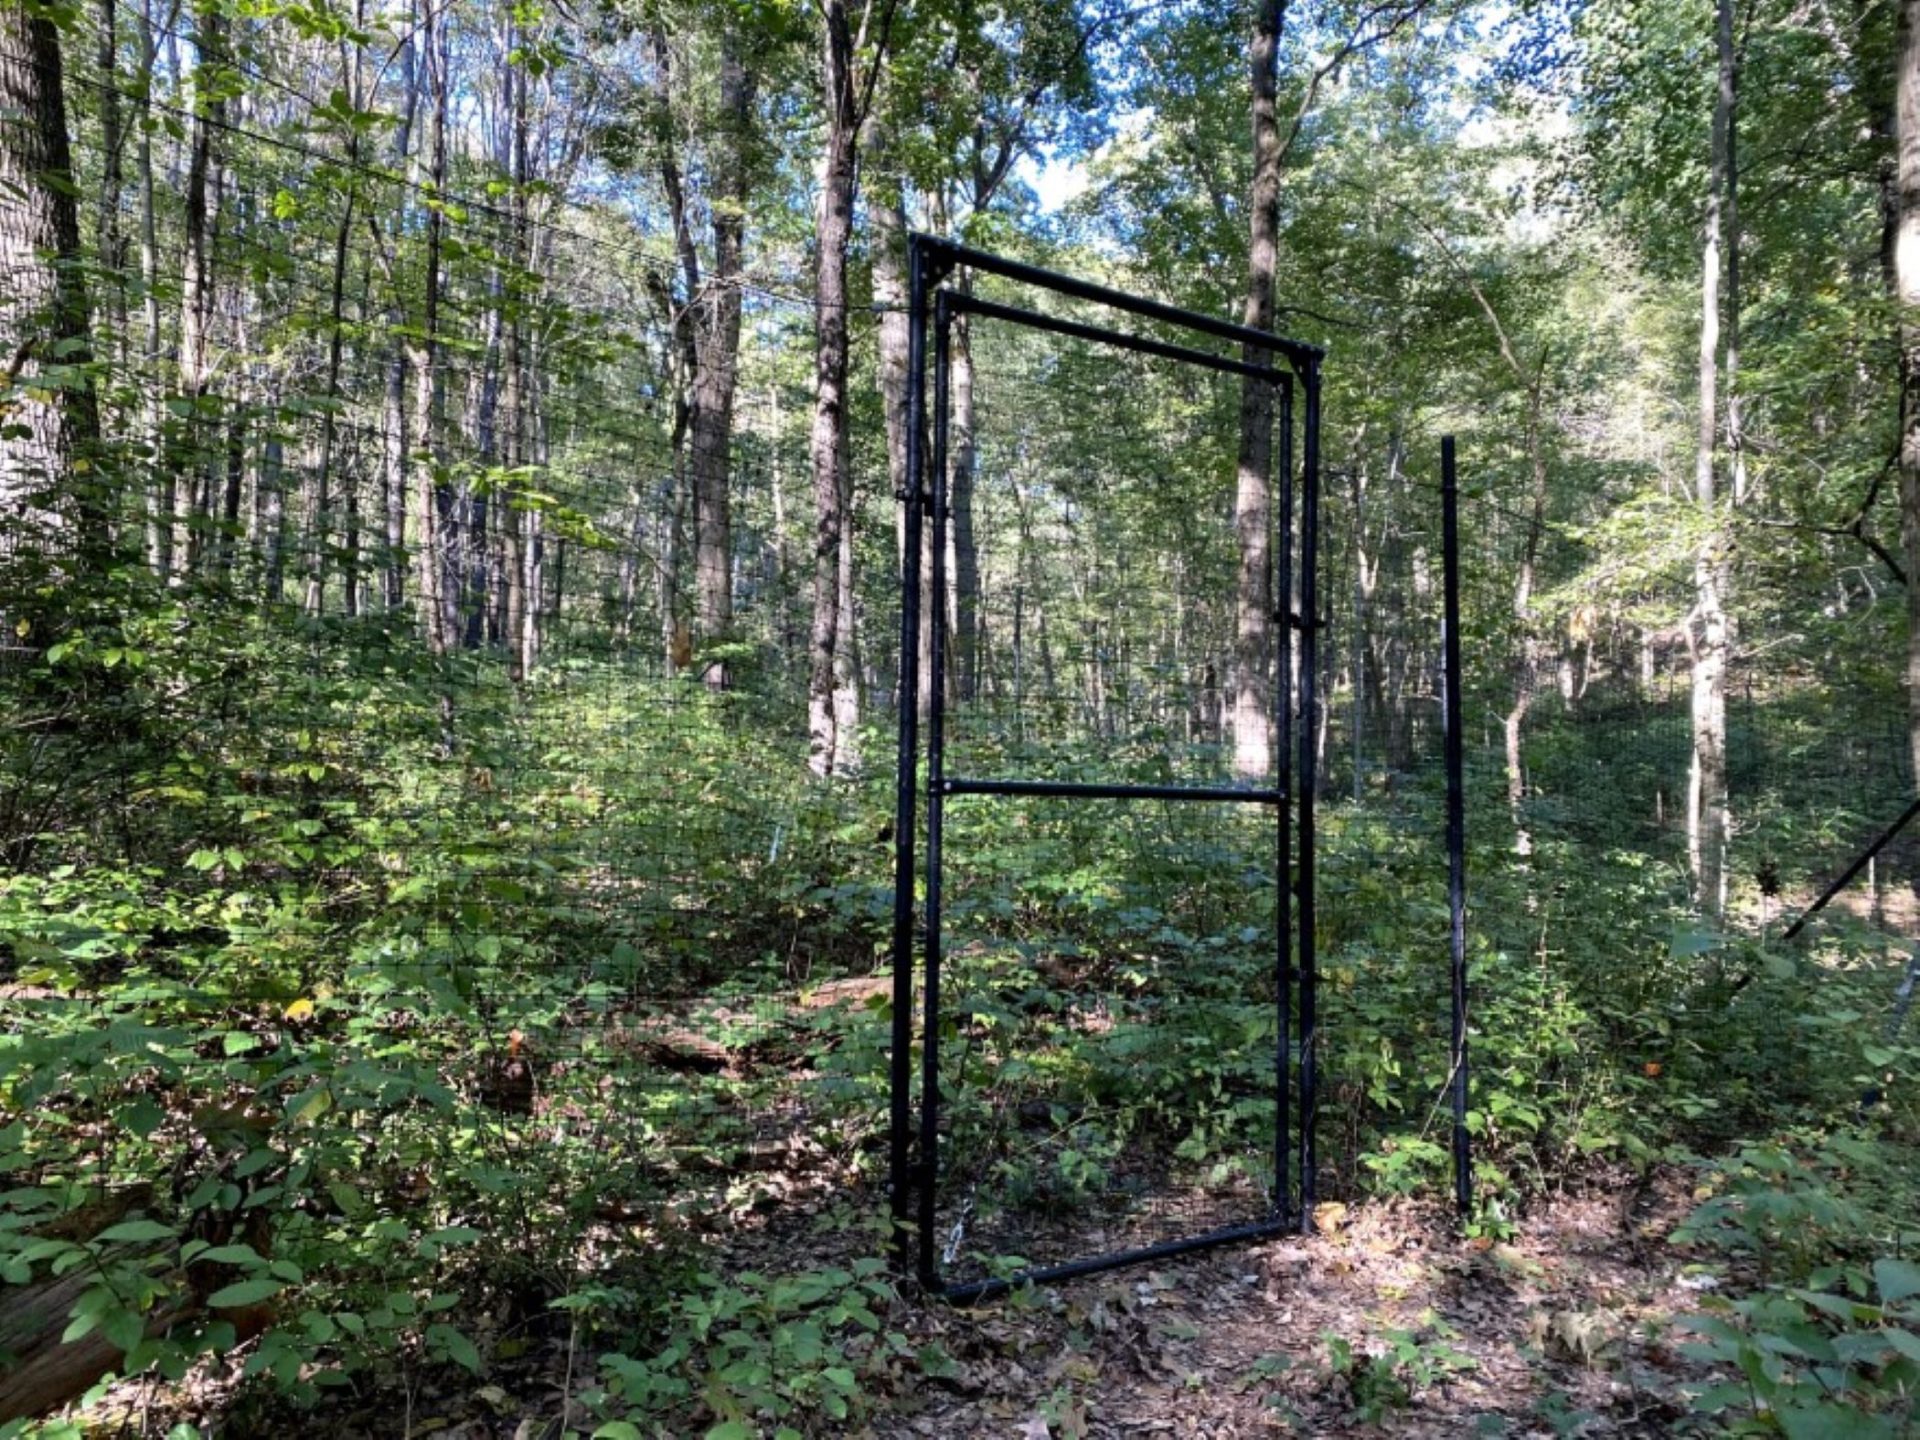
[942,777,1286,804]
[947,293,1293,383]
[914,234,1326,367]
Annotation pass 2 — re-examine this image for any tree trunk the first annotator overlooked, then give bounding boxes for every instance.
[1691,0,1735,916]
[1899,0,1920,794]
[380,18,418,612]
[0,3,100,554]
[688,31,754,688]
[950,297,981,701]
[870,157,932,716]
[503,21,535,682]
[1231,0,1284,780]
[808,3,863,777]
[137,0,168,579]
[304,148,357,615]
[177,1,226,577]
[95,0,124,391]
[1720,0,1747,509]
[409,0,450,654]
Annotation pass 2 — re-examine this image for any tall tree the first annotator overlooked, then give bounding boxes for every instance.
[1231,0,1284,779]
[691,29,754,688]
[1689,0,1736,914]
[620,7,759,682]
[807,0,895,776]
[176,0,227,578]
[0,2,101,553]
[1900,0,1920,792]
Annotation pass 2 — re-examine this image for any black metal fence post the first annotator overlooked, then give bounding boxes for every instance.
[1275,375,1294,1226]
[1296,358,1322,1230]
[916,294,955,1289]
[1441,435,1472,1219]
[888,239,930,1272]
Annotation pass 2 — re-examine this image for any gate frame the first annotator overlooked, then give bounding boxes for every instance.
[887,235,1339,1304]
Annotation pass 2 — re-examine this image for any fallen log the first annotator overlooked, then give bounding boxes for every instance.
[0,1189,274,1423]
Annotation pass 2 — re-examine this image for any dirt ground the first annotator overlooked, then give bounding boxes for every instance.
[78,1172,1717,1438]
[860,1180,1704,1439]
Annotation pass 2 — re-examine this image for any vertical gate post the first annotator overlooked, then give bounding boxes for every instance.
[889,239,931,1271]
[1296,358,1322,1229]
[1274,376,1294,1225]
[916,294,955,1288]
[1441,435,1472,1217]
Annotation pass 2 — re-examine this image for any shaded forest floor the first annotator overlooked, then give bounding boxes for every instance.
[860,1177,1705,1440]
[98,1170,1717,1438]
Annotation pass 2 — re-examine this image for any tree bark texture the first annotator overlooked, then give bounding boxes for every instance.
[1899,0,1920,794]
[1231,0,1285,780]
[808,1,864,777]
[689,31,755,688]
[1691,0,1735,916]
[0,3,100,555]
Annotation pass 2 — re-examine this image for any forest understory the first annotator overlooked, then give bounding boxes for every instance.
[56,1165,1863,1438]
[9,0,1920,1431]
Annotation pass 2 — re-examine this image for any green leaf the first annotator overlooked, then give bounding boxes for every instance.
[102,1304,145,1354]
[592,1426,643,1440]
[427,1322,481,1373]
[1876,1259,1920,1305]
[706,1424,755,1440]
[121,1097,166,1137]
[1883,1328,1920,1365]
[96,1219,178,1244]
[207,1278,283,1309]
[285,1087,332,1125]
[194,1244,264,1267]
[1776,1401,1893,1440]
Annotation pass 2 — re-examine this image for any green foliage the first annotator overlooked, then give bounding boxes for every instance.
[1317,1316,1477,1425]
[1679,1262,1920,1437]
[588,1260,899,1434]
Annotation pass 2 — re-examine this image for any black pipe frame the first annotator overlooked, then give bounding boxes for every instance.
[1782,795,1920,942]
[1441,436,1472,1218]
[891,233,1324,1300]
[1295,361,1322,1228]
[913,234,1326,369]
[887,240,935,1275]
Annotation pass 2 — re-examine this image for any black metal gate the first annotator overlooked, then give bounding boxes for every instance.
[887,237,1466,1302]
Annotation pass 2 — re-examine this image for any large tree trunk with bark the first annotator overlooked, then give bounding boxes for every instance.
[1900,0,1920,794]
[0,4,100,556]
[1889,0,1920,802]
[1690,0,1735,916]
[808,3,864,777]
[409,0,451,654]
[1231,0,1284,780]
[137,0,169,579]
[177,2,226,578]
[688,32,755,688]
[870,158,936,718]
